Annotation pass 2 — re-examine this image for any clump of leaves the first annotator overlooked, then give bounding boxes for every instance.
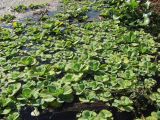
[0,14,16,23]
[149,88,160,107]
[112,96,134,112]
[136,111,160,120]
[145,111,160,120]
[77,109,113,120]
[29,4,47,10]
[13,5,28,13]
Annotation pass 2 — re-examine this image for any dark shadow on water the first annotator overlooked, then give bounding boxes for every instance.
[20,107,77,120]
[20,102,137,120]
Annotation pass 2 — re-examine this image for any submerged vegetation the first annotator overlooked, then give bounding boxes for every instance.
[0,0,160,120]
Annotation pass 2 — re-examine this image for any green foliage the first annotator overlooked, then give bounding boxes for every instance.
[0,14,16,23]
[136,111,160,120]
[149,88,160,108]
[112,96,133,112]
[77,109,113,120]
[7,112,20,120]
[0,0,159,119]
[29,4,46,10]
[146,111,160,120]
[13,5,28,13]
[13,3,48,13]
[97,0,151,26]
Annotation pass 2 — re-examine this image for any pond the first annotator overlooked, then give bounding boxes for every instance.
[0,0,160,120]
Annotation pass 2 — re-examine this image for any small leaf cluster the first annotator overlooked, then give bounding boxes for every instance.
[0,14,16,23]
[136,111,160,120]
[13,3,47,13]
[112,96,133,112]
[149,88,160,108]
[77,109,113,120]
[145,111,160,120]
[13,5,28,13]
[29,4,47,10]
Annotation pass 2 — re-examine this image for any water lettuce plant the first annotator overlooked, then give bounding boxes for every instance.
[0,0,159,120]
[77,109,113,120]
[13,5,28,13]
[29,4,47,10]
[0,14,16,23]
[13,3,48,13]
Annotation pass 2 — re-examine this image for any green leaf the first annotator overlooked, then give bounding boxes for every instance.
[97,110,113,119]
[58,94,74,103]
[112,96,133,112]
[73,63,81,72]
[40,92,56,102]
[7,112,20,120]
[22,88,32,98]
[73,83,85,95]
[63,85,73,95]
[8,83,21,96]
[1,108,11,115]
[14,5,27,13]
[77,110,97,120]
[89,60,100,71]
[62,73,83,83]
[48,86,64,97]
[144,78,156,89]
[89,81,103,90]
[128,0,139,9]
[0,97,12,107]
[20,56,36,66]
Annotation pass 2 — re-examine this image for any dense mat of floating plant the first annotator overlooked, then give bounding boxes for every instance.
[0,0,160,119]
